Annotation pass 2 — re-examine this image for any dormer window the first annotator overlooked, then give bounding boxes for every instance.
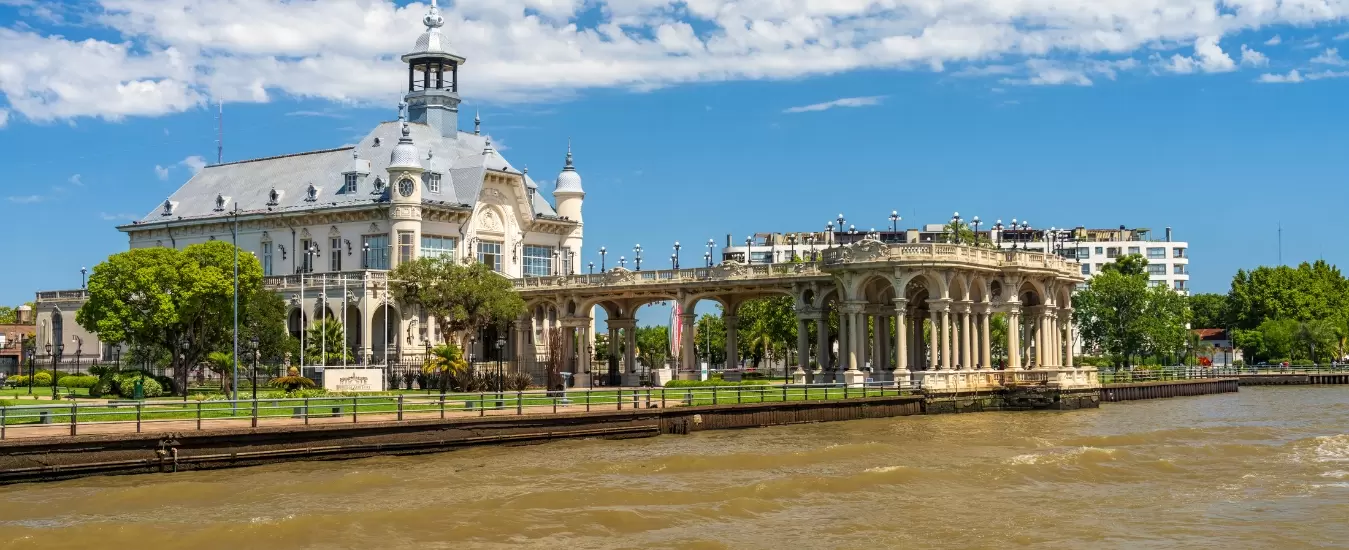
[161,199,175,216]
[343,173,359,194]
[305,184,319,202]
[372,177,385,194]
[427,172,442,194]
[213,194,227,211]
[373,137,382,147]
[267,187,280,206]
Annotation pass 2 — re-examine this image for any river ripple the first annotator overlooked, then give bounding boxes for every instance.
[1,386,1347,549]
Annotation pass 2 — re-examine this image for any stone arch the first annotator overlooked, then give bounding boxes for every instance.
[948,272,972,302]
[287,308,306,339]
[344,304,362,352]
[1018,279,1047,307]
[968,274,992,304]
[372,304,400,362]
[898,270,946,303]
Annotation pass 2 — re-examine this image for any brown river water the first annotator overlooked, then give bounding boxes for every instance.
[1,386,1347,550]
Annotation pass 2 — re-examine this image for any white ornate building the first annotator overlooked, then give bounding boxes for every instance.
[36,1,584,368]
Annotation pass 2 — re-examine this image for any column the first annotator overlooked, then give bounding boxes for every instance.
[1033,309,1045,369]
[1007,308,1021,369]
[607,326,619,381]
[1063,309,1074,367]
[877,315,891,375]
[851,310,866,371]
[961,306,973,370]
[578,325,592,374]
[949,310,960,369]
[680,313,697,373]
[724,315,739,370]
[858,314,871,371]
[815,316,830,371]
[940,305,952,370]
[928,310,940,370]
[894,303,909,375]
[360,299,374,363]
[624,325,637,374]
[980,309,992,369]
[914,312,925,370]
[796,317,810,372]
[838,312,849,373]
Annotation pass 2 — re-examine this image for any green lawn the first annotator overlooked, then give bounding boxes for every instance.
[0,386,914,427]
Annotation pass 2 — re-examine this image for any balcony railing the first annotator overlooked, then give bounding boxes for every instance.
[264,270,391,290]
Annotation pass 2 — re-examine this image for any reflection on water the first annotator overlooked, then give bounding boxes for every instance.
[2,387,1347,549]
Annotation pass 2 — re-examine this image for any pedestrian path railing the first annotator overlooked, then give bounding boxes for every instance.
[0,382,919,440]
[1095,364,1349,384]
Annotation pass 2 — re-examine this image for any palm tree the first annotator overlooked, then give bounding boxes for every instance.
[304,318,351,365]
[422,343,468,392]
[205,351,235,396]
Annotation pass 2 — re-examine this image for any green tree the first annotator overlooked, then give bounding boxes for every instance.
[1294,320,1336,363]
[391,256,526,349]
[1140,283,1191,362]
[205,351,238,396]
[0,306,15,324]
[1188,293,1228,329]
[635,325,670,368]
[736,296,797,369]
[304,318,352,364]
[695,313,726,364]
[76,241,263,396]
[990,313,1008,366]
[1101,253,1148,277]
[240,289,293,364]
[592,332,609,363]
[1075,269,1183,368]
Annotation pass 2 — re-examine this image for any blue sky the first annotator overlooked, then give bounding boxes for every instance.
[2,1,1349,325]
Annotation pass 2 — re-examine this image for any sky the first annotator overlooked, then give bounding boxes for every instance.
[2,0,1349,326]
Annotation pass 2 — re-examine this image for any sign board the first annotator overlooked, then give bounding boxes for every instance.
[699,361,709,382]
[322,368,384,392]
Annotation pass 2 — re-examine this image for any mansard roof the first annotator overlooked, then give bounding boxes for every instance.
[127,122,558,227]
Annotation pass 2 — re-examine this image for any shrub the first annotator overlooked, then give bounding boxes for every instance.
[504,373,533,392]
[118,377,164,398]
[8,375,29,387]
[1233,360,1245,367]
[284,388,329,399]
[664,379,771,388]
[57,375,98,389]
[33,372,52,386]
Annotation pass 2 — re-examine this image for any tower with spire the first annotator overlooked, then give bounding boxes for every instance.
[554,141,585,273]
[388,102,424,269]
[403,0,465,139]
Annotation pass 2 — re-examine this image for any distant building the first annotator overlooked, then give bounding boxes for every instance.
[722,222,1191,295]
[0,305,37,375]
[1193,328,1242,366]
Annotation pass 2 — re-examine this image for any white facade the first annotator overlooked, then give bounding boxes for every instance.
[36,1,586,368]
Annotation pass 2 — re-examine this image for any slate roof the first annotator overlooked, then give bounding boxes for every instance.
[131,122,558,225]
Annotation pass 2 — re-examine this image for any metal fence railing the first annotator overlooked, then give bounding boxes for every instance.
[0,382,920,440]
[1094,364,1349,384]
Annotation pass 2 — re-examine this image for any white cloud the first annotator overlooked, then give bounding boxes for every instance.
[1337,32,1349,41]
[1257,70,1303,83]
[783,96,887,114]
[7,195,43,203]
[1265,35,1282,46]
[154,164,169,180]
[1162,36,1236,74]
[0,108,8,128]
[1311,48,1347,66]
[68,173,83,186]
[1240,45,1268,68]
[99,212,137,221]
[180,155,206,174]
[3,0,1349,124]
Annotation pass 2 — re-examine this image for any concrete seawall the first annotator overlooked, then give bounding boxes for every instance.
[1236,374,1349,386]
[0,395,926,484]
[0,378,1314,484]
[1100,379,1239,402]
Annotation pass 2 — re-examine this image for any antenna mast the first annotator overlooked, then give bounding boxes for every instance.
[216,101,223,165]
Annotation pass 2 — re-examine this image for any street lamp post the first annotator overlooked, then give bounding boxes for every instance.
[633,244,643,271]
[250,336,260,401]
[706,239,715,266]
[971,216,981,247]
[670,253,677,269]
[495,337,506,395]
[25,346,34,395]
[80,267,87,289]
[950,212,962,244]
[588,262,595,275]
[362,242,370,269]
[1009,218,1019,249]
[744,236,753,265]
[703,251,712,268]
[787,234,797,261]
[71,335,82,375]
[889,210,900,234]
[51,343,63,399]
[619,256,626,269]
[599,246,607,272]
[994,220,1004,247]
[673,241,681,269]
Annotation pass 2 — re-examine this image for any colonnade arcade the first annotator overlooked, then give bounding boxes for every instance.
[515,240,1097,390]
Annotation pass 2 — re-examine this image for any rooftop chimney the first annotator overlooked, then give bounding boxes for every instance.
[1165,227,1172,242]
[15,305,32,324]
